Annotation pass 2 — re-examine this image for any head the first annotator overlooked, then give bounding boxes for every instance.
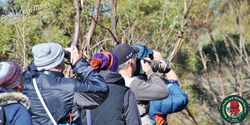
[112,44,139,76]
[0,61,24,92]
[90,51,119,72]
[133,44,153,76]
[32,42,65,72]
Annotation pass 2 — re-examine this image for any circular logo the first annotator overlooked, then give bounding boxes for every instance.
[220,95,248,123]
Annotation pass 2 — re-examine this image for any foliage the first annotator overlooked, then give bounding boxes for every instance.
[1,0,250,124]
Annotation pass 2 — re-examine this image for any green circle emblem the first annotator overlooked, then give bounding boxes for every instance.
[220,95,248,123]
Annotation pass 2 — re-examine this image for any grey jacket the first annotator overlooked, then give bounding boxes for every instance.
[123,70,168,100]
[122,69,169,125]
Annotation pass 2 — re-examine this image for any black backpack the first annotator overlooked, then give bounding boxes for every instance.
[0,105,5,125]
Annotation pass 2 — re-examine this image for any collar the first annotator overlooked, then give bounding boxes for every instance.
[0,92,30,109]
[40,71,64,77]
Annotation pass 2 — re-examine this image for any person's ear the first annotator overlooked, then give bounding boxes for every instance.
[14,78,24,92]
[130,60,137,68]
[13,82,24,92]
[128,60,133,67]
[16,85,23,92]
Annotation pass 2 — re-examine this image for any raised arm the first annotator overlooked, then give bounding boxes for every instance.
[153,50,182,87]
[65,46,109,109]
[130,69,169,101]
[149,79,188,115]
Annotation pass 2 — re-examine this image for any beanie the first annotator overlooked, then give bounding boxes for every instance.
[0,62,22,89]
[90,51,118,72]
[32,42,65,71]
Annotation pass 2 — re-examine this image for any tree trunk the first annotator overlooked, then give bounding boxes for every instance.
[81,0,101,58]
[109,0,119,46]
[207,23,225,98]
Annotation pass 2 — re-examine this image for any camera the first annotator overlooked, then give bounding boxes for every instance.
[133,58,171,76]
[144,59,171,73]
[64,50,71,62]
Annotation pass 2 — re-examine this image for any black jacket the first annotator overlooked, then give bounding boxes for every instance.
[86,70,141,125]
[23,58,109,125]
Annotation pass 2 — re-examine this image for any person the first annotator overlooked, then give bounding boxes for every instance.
[0,61,33,125]
[83,51,141,125]
[22,42,109,125]
[133,44,188,125]
[112,43,169,125]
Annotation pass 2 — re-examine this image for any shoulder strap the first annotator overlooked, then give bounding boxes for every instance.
[0,106,5,125]
[32,78,57,125]
[86,109,92,125]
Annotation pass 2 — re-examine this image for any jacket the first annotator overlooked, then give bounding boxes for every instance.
[149,79,188,125]
[22,58,109,125]
[0,88,33,125]
[87,70,141,125]
[122,70,169,125]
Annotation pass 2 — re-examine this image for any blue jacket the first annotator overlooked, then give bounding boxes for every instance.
[23,58,109,125]
[149,79,188,124]
[0,88,33,125]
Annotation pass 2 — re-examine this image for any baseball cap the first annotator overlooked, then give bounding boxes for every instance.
[112,43,139,65]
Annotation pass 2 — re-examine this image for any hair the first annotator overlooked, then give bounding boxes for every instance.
[117,59,133,71]
[48,60,64,73]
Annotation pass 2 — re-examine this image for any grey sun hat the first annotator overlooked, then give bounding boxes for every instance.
[32,42,65,71]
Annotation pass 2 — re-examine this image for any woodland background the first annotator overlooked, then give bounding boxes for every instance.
[0,0,250,124]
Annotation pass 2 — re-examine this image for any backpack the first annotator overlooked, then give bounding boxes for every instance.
[0,105,5,125]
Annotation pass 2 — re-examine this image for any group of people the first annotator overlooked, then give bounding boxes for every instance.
[0,42,188,125]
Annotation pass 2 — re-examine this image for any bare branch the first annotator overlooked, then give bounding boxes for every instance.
[14,24,26,68]
[207,23,225,98]
[89,16,119,45]
[167,0,193,61]
[220,28,239,54]
[156,0,168,50]
[109,0,119,46]
[72,0,81,46]
[90,38,112,50]
[80,0,101,59]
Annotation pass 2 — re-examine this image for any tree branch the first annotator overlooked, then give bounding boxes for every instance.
[167,0,193,61]
[72,0,81,46]
[89,15,119,45]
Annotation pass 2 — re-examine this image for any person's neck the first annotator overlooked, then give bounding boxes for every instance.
[118,69,133,78]
[49,68,63,73]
